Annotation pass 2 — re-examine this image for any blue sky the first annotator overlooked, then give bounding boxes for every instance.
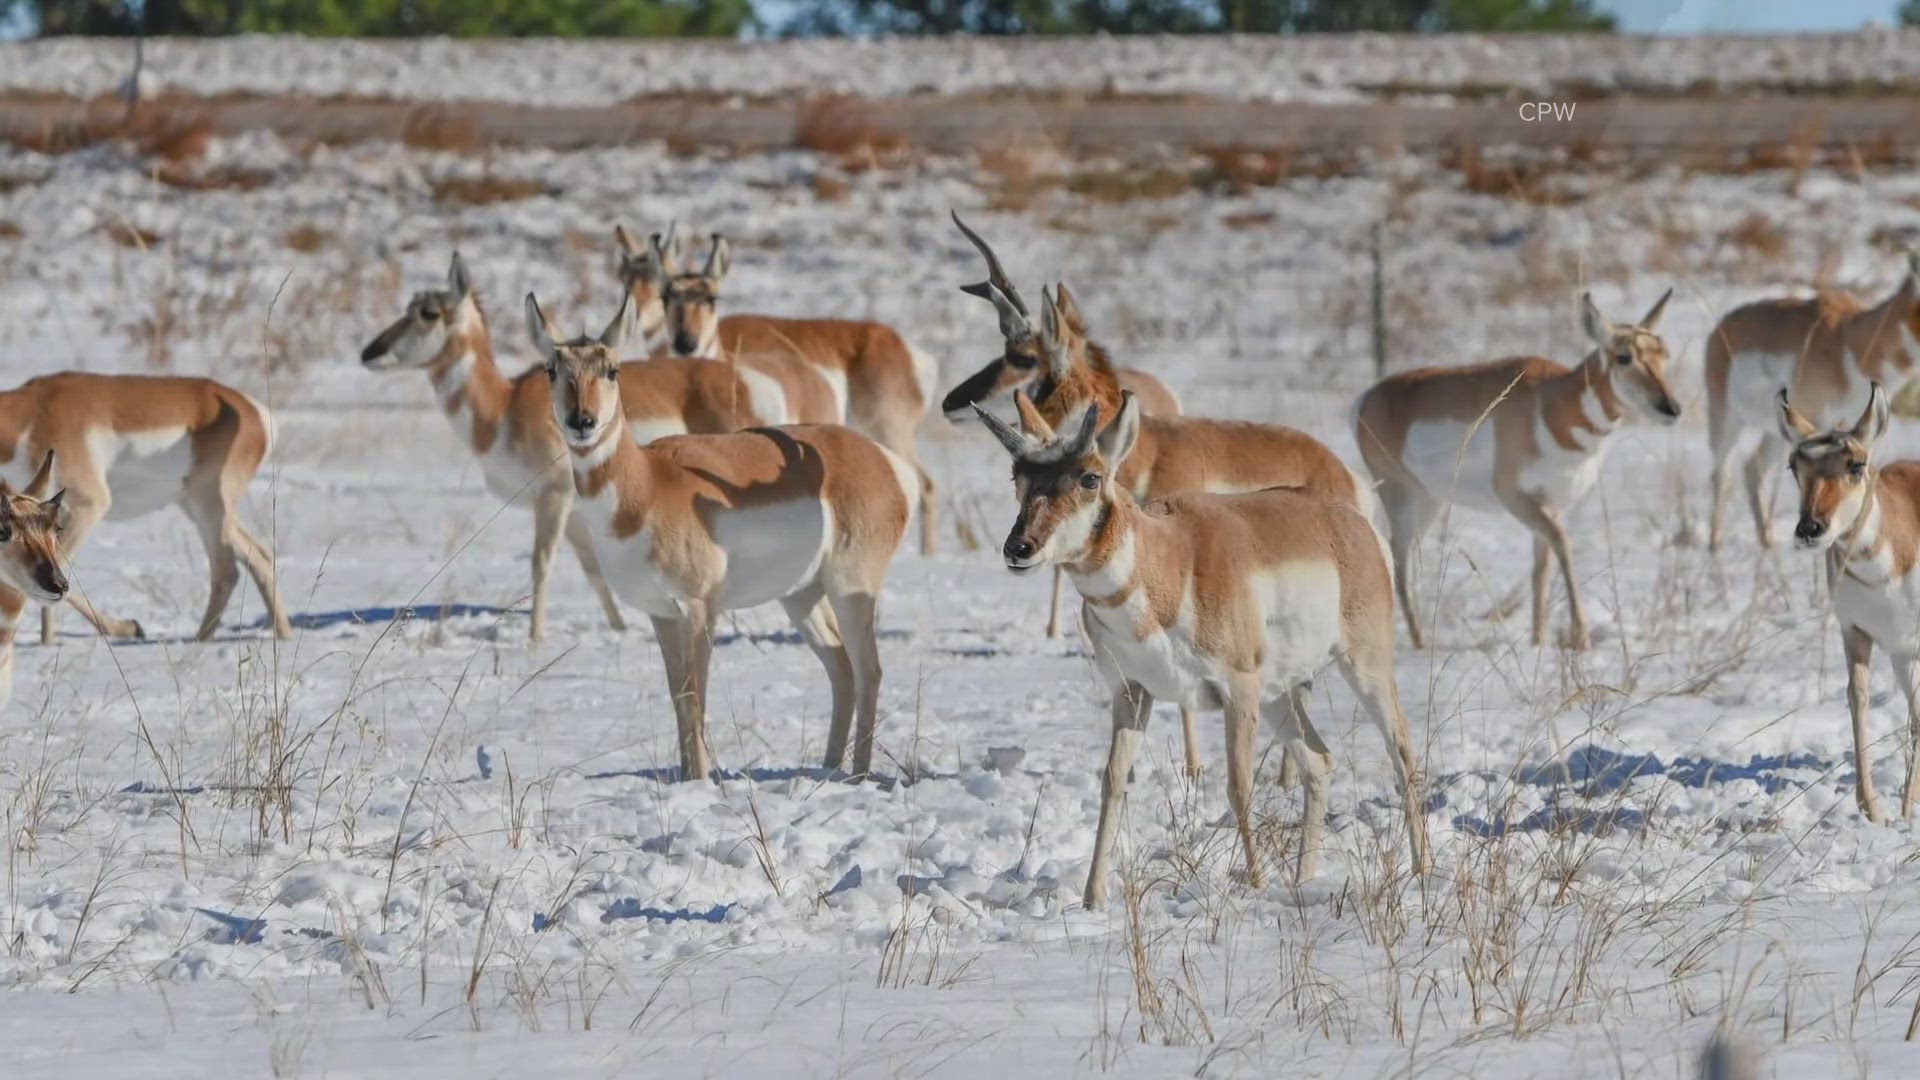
[1604,0,1902,32]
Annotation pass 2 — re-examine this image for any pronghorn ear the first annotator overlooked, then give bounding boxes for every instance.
[1853,382,1891,446]
[1052,282,1085,334]
[1776,389,1818,444]
[614,223,642,258]
[705,234,731,280]
[1640,287,1673,330]
[1579,292,1611,347]
[1095,392,1140,467]
[447,251,473,299]
[524,293,559,359]
[648,230,675,280]
[989,283,1032,345]
[599,294,633,353]
[973,403,1033,458]
[1062,400,1101,458]
[1012,389,1056,441]
[23,450,55,499]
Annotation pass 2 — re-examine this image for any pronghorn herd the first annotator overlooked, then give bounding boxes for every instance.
[9,217,1920,905]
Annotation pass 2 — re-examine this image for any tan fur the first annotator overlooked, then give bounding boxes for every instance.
[1707,256,1920,550]
[362,254,771,645]
[533,292,912,780]
[1355,291,1679,649]
[0,372,290,644]
[618,225,940,554]
[1780,385,1920,822]
[976,393,1425,906]
[0,470,68,706]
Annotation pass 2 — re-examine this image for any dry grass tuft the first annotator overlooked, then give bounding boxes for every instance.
[1221,209,1276,231]
[136,116,213,164]
[810,171,850,202]
[0,220,21,240]
[151,163,276,192]
[283,223,332,253]
[795,96,908,159]
[430,175,558,206]
[1722,212,1787,260]
[402,105,480,153]
[101,222,162,249]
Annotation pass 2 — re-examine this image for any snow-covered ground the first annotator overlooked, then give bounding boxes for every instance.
[7,30,1920,105]
[6,124,1920,1077]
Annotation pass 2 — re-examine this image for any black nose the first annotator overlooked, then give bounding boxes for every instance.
[1004,536,1036,562]
[1795,517,1826,541]
[360,341,387,364]
[568,413,597,433]
[1657,400,1681,419]
[673,332,698,355]
[39,568,66,598]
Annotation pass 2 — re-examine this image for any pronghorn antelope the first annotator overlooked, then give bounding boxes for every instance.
[1354,290,1681,650]
[1778,382,1920,823]
[360,252,769,644]
[0,372,292,643]
[620,224,943,555]
[1707,254,1920,551]
[528,291,915,780]
[0,453,69,706]
[976,392,1427,906]
[950,215,1373,782]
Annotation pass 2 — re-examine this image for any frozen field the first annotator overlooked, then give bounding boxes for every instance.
[6,113,1920,1077]
[8,30,1920,105]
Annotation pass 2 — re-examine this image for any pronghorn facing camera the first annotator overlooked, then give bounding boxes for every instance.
[975,392,1427,907]
[625,225,942,555]
[0,454,69,706]
[1707,254,1920,551]
[1354,290,1680,650]
[942,212,1182,423]
[949,215,1373,782]
[0,372,292,643]
[1778,382,1920,823]
[529,291,914,780]
[361,252,768,644]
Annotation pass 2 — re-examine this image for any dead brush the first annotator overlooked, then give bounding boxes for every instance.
[794,95,908,160]
[430,175,558,206]
[1721,212,1787,263]
[876,891,977,990]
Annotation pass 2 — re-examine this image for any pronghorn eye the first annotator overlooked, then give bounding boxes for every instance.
[544,363,557,381]
[1849,461,1866,479]
[0,524,12,543]
[1615,350,1632,365]
[1079,472,1100,490]
[1009,351,1037,370]
[421,307,440,322]
[603,366,618,381]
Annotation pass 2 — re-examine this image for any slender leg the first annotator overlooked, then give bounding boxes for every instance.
[1843,624,1886,824]
[528,488,570,645]
[183,496,240,642]
[563,512,627,633]
[916,462,938,558]
[1337,643,1429,873]
[1529,533,1551,647]
[1707,446,1733,554]
[0,627,15,708]
[651,604,715,781]
[229,523,292,639]
[50,490,142,642]
[1084,679,1152,910]
[1180,704,1205,782]
[1045,567,1066,639]
[780,587,856,772]
[1223,672,1267,889]
[1888,651,1920,819]
[828,591,883,777]
[1381,482,1439,649]
[1743,438,1776,550]
[1260,685,1331,882]
[1500,493,1587,649]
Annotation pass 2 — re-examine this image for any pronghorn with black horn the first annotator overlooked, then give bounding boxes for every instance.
[618,224,943,555]
[1778,382,1920,823]
[975,391,1426,907]
[1707,253,1920,551]
[361,252,771,644]
[528,290,916,780]
[0,452,69,705]
[0,372,292,643]
[1354,289,1681,650]
[947,213,1375,782]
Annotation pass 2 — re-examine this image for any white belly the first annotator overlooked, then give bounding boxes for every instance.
[1088,617,1199,704]
[476,441,549,506]
[733,363,792,425]
[1400,418,1500,510]
[1517,424,1609,509]
[1256,563,1346,691]
[96,426,194,519]
[813,365,850,420]
[711,499,832,609]
[627,418,689,446]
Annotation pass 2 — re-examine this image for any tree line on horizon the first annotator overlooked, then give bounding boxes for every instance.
[8,0,1622,38]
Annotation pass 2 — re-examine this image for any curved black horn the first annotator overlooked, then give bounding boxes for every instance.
[951,210,1029,316]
